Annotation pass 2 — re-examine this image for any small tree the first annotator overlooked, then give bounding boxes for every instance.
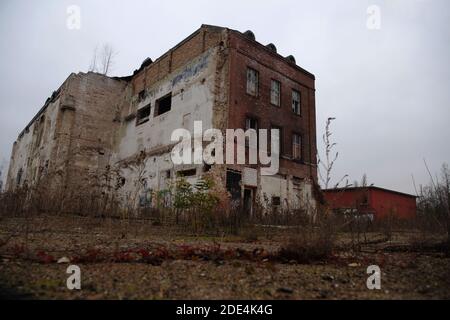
[317,117,349,189]
[89,43,117,75]
[419,161,450,245]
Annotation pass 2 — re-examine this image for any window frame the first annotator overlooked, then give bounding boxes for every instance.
[292,89,301,116]
[136,104,151,126]
[292,132,302,161]
[154,93,172,117]
[244,116,259,148]
[246,67,259,97]
[270,79,281,107]
[245,116,259,131]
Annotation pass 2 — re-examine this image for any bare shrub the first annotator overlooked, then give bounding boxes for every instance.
[278,208,337,263]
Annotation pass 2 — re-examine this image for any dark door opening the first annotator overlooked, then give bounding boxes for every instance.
[226,170,241,200]
[244,188,254,216]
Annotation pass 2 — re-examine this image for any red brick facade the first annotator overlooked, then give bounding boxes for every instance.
[323,187,417,220]
[227,30,317,182]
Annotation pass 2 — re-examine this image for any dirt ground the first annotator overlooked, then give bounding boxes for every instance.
[0,215,449,300]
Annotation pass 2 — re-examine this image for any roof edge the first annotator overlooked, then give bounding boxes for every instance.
[322,186,417,198]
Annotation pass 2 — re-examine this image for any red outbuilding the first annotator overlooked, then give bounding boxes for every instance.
[322,186,417,220]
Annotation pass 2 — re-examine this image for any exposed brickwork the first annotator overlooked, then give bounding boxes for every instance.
[227,31,317,182]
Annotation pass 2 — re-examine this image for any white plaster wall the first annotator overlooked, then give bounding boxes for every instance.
[259,173,315,210]
[111,49,218,205]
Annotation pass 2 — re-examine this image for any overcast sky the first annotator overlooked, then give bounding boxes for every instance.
[0,0,448,194]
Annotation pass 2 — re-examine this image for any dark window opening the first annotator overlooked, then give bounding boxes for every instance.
[138,90,146,101]
[245,117,258,130]
[226,170,242,201]
[155,93,172,116]
[165,170,171,179]
[16,168,23,186]
[136,104,151,125]
[272,196,281,206]
[245,117,258,147]
[178,168,196,177]
[292,90,301,115]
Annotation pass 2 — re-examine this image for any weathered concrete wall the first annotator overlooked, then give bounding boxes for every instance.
[6,72,128,197]
[60,72,128,195]
[6,88,63,190]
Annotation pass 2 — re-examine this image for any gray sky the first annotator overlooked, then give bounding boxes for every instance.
[0,0,449,194]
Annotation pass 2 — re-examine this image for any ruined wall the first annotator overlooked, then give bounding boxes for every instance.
[60,72,128,195]
[6,72,129,199]
[6,85,66,191]
[109,26,229,208]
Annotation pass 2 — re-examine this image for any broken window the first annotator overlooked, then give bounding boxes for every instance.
[292,133,302,160]
[270,80,281,106]
[155,93,172,116]
[136,104,151,125]
[292,90,301,115]
[178,168,196,177]
[246,68,259,96]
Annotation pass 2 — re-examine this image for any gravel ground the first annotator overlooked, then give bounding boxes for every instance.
[0,216,449,300]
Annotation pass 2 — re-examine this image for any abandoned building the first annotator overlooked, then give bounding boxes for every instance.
[323,186,417,220]
[5,24,318,213]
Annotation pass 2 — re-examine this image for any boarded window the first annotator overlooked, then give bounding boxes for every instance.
[292,90,301,115]
[270,80,281,106]
[155,93,172,116]
[292,133,302,160]
[246,68,259,96]
[136,104,151,125]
